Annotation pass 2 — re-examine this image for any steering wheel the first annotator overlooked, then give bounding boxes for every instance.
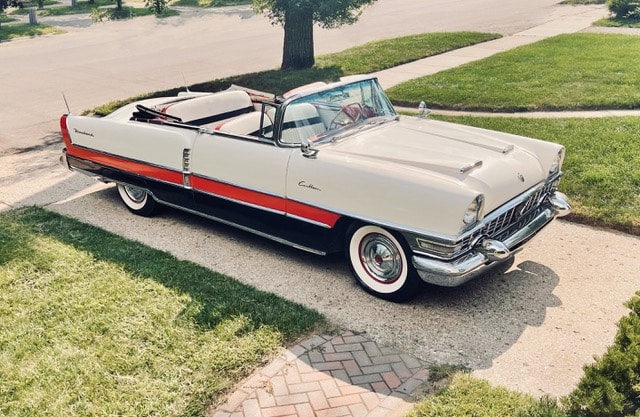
[329,103,364,130]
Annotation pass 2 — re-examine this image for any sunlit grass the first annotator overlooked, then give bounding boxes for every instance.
[407,374,564,417]
[316,32,501,74]
[594,17,640,28]
[0,23,63,40]
[0,207,325,416]
[387,34,640,111]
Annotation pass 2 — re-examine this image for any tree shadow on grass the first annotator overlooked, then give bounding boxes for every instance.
[4,206,325,342]
[179,66,346,98]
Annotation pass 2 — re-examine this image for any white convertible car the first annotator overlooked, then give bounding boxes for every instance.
[61,75,571,301]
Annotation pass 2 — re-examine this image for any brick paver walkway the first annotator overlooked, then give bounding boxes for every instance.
[209,331,430,417]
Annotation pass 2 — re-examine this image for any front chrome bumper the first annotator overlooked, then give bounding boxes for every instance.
[412,191,571,287]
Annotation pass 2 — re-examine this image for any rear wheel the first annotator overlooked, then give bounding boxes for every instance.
[116,183,157,216]
[346,224,420,302]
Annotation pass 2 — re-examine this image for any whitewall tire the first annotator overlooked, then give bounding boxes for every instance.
[346,224,420,302]
[116,183,157,216]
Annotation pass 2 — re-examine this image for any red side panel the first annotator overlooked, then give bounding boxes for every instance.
[286,200,341,228]
[191,175,286,213]
[191,175,341,228]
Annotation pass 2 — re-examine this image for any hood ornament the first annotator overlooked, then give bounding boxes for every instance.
[517,173,525,182]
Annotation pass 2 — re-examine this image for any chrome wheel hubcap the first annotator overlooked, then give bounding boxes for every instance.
[360,234,402,283]
[124,185,146,203]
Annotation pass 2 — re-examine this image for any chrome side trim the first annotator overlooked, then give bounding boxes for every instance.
[285,213,333,229]
[182,148,192,189]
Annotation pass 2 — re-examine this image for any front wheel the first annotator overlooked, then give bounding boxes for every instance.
[346,224,420,302]
[117,183,157,216]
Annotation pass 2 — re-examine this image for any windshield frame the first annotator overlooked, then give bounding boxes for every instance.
[274,76,398,147]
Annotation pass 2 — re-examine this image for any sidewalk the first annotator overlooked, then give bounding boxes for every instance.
[207,5,611,417]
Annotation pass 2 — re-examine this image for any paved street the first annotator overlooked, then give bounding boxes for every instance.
[1,1,639,411]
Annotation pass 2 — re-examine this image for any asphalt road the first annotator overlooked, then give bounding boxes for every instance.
[1,0,639,399]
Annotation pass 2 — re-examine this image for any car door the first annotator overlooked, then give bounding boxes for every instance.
[190,131,293,218]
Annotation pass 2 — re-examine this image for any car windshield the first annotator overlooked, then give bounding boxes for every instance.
[278,78,397,145]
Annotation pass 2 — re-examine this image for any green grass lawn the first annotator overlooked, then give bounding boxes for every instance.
[595,16,640,28]
[0,23,62,40]
[387,33,640,111]
[316,32,501,74]
[1,15,17,23]
[407,374,564,417]
[0,207,325,416]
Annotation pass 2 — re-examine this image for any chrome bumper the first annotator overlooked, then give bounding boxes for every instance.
[412,191,571,287]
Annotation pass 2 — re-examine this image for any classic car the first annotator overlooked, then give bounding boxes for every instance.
[60,75,571,301]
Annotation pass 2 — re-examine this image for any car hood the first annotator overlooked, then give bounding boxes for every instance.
[324,116,549,212]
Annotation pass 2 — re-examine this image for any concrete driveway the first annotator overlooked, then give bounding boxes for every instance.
[1,0,639,399]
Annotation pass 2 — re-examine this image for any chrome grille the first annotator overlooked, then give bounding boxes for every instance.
[460,181,555,251]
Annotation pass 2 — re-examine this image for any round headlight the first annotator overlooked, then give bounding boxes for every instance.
[463,195,485,226]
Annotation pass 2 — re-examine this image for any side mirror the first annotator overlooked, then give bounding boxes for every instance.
[418,101,432,119]
[301,142,319,159]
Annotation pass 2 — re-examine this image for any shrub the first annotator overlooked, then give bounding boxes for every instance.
[607,0,640,18]
[563,292,640,417]
[518,396,566,417]
[90,6,132,21]
[146,0,166,14]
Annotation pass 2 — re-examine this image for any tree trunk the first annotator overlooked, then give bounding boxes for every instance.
[281,8,314,70]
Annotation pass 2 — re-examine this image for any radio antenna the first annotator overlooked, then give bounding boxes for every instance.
[62,92,71,114]
[181,73,191,93]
